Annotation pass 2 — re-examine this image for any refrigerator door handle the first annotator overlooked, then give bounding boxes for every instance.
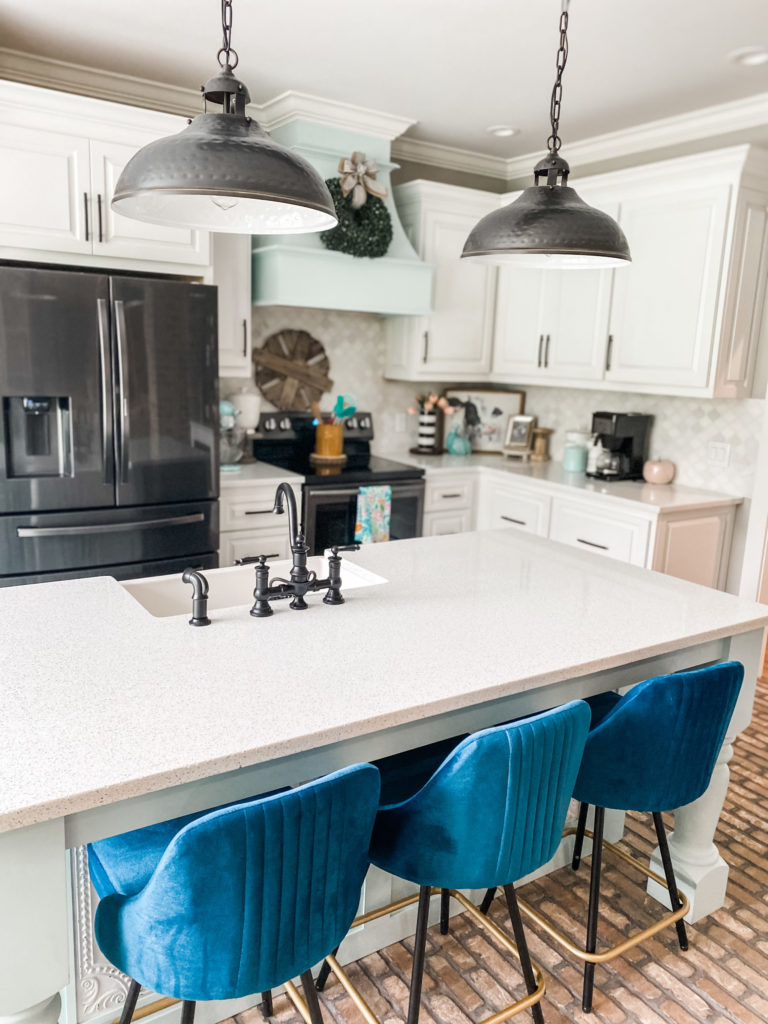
[96,298,114,484]
[17,513,205,538]
[113,299,130,485]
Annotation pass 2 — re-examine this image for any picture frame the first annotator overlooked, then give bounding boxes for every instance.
[443,389,526,453]
[504,414,537,452]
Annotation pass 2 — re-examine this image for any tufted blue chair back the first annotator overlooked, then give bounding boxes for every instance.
[370,700,590,890]
[573,662,743,812]
[94,763,380,1001]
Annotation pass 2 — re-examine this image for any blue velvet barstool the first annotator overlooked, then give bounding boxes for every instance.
[88,764,380,1024]
[498,662,743,1014]
[351,701,591,1024]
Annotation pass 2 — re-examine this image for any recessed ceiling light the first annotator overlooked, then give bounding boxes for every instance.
[729,46,768,67]
[486,125,519,138]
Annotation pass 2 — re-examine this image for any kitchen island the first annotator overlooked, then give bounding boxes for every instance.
[1,529,767,1024]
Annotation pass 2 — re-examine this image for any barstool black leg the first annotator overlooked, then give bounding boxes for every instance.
[652,811,688,951]
[407,885,432,1024]
[572,802,589,870]
[503,884,545,1024]
[315,946,339,992]
[119,980,141,1024]
[301,969,325,1024]
[582,805,605,1013]
[440,888,451,934]
[479,886,497,914]
[180,1002,196,1024]
[260,990,274,1019]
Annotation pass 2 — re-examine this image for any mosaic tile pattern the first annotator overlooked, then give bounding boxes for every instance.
[222,680,768,1024]
[221,307,765,497]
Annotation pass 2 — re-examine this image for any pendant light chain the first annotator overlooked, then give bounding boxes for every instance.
[547,2,569,155]
[218,0,239,69]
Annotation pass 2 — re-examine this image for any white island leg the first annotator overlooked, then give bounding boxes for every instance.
[0,819,69,1024]
[647,627,762,922]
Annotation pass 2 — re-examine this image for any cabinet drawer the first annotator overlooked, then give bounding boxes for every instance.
[482,485,551,536]
[220,481,300,531]
[423,509,473,537]
[219,529,291,567]
[549,499,650,566]
[425,476,474,512]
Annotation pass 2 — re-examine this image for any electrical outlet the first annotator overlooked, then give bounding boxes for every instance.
[708,442,731,466]
[395,413,407,433]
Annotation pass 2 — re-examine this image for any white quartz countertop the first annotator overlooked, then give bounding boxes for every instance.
[391,451,742,513]
[220,461,303,487]
[1,530,766,833]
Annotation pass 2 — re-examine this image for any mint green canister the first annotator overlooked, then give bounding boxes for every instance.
[563,430,591,473]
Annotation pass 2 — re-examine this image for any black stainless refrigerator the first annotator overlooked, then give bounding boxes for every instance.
[0,265,219,586]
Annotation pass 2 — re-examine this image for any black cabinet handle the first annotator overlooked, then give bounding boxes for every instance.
[97,193,104,243]
[544,333,551,368]
[605,334,614,372]
[577,537,609,551]
[537,334,543,368]
[83,192,90,242]
[501,515,527,526]
[422,330,429,363]
[242,318,248,357]
[440,492,463,499]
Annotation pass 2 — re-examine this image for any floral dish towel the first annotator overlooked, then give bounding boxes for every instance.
[354,485,392,544]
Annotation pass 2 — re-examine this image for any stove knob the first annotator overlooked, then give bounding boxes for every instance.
[345,417,358,430]
[264,416,277,431]
[279,416,292,431]
[359,415,371,429]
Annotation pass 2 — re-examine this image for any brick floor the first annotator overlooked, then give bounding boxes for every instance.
[222,682,768,1024]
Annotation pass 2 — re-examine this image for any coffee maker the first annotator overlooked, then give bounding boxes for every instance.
[587,412,653,481]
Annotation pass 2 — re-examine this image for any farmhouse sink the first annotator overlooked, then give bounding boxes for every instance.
[121,557,388,618]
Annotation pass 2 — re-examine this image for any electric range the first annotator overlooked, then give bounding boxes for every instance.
[251,412,425,554]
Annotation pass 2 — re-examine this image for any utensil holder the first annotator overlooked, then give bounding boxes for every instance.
[315,423,344,457]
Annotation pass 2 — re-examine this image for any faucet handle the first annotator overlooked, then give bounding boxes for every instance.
[234,553,280,565]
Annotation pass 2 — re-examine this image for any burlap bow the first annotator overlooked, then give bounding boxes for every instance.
[338,151,388,209]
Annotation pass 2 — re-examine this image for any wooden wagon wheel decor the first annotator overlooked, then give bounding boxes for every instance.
[252,329,334,411]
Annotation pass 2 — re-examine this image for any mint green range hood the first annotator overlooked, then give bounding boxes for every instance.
[251,95,433,316]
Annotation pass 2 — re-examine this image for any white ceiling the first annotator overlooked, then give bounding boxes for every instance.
[1,0,767,160]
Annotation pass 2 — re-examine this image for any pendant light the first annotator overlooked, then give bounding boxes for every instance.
[462,1,630,269]
[111,0,337,234]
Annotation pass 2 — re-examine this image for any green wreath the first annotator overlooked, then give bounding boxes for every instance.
[320,178,393,258]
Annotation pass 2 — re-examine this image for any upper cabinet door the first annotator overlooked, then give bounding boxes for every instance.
[0,124,92,255]
[420,208,496,377]
[491,268,548,378]
[546,268,612,381]
[90,140,209,265]
[213,233,253,378]
[606,184,731,389]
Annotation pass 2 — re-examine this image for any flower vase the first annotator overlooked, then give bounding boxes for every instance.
[417,412,438,452]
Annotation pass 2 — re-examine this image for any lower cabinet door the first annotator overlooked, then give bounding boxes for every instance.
[479,483,551,536]
[219,529,292,566]
[423,510,472,536]
[549,498,650,566]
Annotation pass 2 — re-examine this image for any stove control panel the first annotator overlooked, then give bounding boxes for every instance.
[254,411,374,442]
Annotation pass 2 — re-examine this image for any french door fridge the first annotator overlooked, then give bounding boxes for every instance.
[0,265,219,585]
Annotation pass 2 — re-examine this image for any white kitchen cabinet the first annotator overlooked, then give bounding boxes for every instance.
[476,476,551,536]
[385,182,498,381]
[0,81,209,268]
[213,233,253,377]
[492,258,612,384]
[488,146,768,398]
[422,472,476,536]
[548,496,651,567]
[219,474,302,565]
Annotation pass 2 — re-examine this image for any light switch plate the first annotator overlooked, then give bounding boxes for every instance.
[708,442,731,466]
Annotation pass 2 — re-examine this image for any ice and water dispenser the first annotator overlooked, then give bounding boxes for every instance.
[3,395,73,478]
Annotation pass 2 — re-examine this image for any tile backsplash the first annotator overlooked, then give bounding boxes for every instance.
[221,307,764,499]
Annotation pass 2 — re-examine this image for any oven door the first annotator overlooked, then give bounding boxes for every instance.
[303,480,425,555]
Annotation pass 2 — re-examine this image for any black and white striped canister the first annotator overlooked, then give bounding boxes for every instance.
[417,412,437,451]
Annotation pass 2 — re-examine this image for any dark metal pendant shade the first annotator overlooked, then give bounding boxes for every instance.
[111,4,337,235]
[462,180,631,269]
[112,109,337,234]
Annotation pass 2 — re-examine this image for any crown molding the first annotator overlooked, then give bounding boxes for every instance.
[254,91,415,140]
[390,136,508,180]
[502,91,768,181]
[0,47,200,116]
